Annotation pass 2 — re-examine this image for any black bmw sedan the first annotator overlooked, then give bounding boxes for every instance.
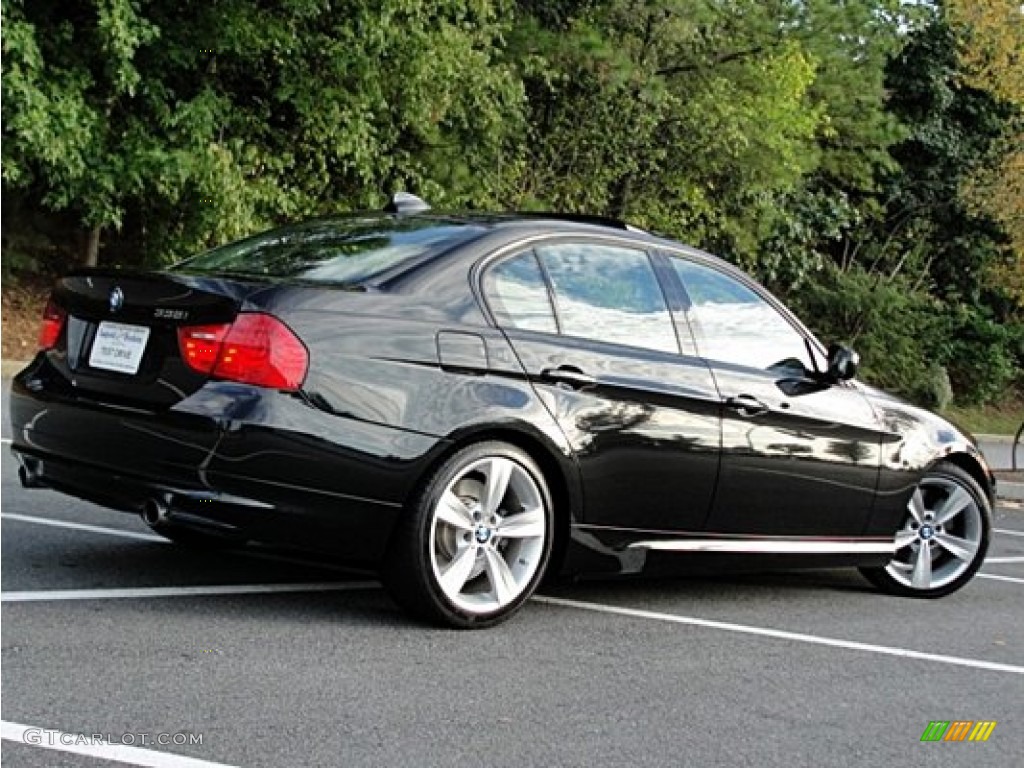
[9,194,997,627]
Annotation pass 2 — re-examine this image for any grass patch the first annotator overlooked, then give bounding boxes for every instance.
[944,401,1024,437]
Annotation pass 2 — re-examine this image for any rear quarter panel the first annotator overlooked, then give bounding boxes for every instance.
[206,283,581,557]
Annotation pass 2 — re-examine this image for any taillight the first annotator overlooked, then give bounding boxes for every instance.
[214,313,309,390]
[38,298,66,350]
[178,323,231,374]
[177,313,308,391]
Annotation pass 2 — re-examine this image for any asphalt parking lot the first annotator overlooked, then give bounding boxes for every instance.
[2,386,1022,767]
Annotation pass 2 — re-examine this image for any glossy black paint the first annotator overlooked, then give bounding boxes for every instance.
[9,214,996,578]
[706,363,885,537]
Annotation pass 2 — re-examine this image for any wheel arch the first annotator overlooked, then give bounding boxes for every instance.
[410,423,581,578]
[938,451,996,507]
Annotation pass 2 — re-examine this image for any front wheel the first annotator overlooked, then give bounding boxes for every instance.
[383,442,554,628]
[860,462,991,598]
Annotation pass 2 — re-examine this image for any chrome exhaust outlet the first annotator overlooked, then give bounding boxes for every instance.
[18,463,46,489]
[141,497,171,527]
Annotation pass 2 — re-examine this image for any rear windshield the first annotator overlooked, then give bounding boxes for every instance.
[171,216,485,284]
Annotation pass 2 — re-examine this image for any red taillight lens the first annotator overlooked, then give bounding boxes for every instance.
[177,323,231,374]
[38,298,67,349]
[214,313,309,390]
[177,313,308,391]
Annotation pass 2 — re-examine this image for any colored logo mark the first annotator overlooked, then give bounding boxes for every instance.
[920,720,997,742]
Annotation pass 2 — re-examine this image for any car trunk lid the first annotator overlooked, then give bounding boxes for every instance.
[46,270,250,408]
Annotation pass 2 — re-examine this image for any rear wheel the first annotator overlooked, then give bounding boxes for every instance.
[860,462,990,598]
[383,441,553,628]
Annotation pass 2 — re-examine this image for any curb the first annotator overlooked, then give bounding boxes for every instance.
[976,433,1019,443]
[997,481,1024,503]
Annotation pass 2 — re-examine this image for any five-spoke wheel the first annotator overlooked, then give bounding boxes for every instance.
[384,442,553,627]
[861,462,990,598]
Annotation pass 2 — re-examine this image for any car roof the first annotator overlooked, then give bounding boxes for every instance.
[176,208,732,289]
[359,210,731,282]
[350,192,729,270]
[439,211,646,232]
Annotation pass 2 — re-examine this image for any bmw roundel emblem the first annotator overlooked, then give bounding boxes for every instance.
[109,286,124,313]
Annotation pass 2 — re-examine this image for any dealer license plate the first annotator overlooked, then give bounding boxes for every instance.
[88,321,151,375]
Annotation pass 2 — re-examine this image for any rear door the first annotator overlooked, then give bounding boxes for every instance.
[664,254,884,537]
[481,239,721,534]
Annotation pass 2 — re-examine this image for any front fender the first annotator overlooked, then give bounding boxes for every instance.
[865,388,996,534]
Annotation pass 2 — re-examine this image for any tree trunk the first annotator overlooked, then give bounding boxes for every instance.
[83,224,102,267]
[609,174,633,221]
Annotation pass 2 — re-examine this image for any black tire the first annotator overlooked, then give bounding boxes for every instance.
[382,441,555,628]
[860,461,991,598]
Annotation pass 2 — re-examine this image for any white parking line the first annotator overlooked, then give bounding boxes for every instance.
[5,508,1021,677]
[1,582,379,603]
[985,556,1024,564]
[533,596,1024,676]
[1,512,166,542]
[0,512,364,574]
[1,720,237,768]
[995,528,1024,538]
[1,437,11,444]
[977,573,1024,585]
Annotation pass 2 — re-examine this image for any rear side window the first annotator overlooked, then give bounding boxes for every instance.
[484,252,558,333]
[536,243,678,354]
[173,217,486,284]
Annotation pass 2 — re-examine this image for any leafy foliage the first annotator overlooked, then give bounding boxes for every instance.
[3,0,523,263]
[2,0,1021,407]
[947,0,1024,299]
[795,264,940,403]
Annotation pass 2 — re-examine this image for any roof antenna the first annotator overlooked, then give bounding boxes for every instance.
[384,192,430,215]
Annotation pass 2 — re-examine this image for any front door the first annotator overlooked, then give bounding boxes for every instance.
[666,254,884,537]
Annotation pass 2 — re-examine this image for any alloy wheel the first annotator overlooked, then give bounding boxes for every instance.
[428,456,547,615]
[885,475,984,591]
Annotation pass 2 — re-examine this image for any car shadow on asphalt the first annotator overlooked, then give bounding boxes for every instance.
[6,533,884,630]
[542,567,877,602]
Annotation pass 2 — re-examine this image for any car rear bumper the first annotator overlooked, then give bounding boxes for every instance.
[9,362,447,565]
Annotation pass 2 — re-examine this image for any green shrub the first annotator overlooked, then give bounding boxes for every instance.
[938,308,1020,406]
[789,264,1021,407]
[789,265,940,403]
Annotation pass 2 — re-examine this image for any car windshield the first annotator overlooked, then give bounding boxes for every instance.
[171,216,485,284]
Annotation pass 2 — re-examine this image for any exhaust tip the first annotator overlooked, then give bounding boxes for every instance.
[18,463,46,489]
[141,497,170,527]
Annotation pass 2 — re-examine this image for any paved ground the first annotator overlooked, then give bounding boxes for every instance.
[2,385,1023,767]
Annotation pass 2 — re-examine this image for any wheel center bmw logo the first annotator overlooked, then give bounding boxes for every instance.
[920,526,934,540]
[475,527,492,544]
[109,286,124,313]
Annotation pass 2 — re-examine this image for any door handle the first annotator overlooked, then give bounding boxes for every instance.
[539,365,597,390]
[726,394,770,418]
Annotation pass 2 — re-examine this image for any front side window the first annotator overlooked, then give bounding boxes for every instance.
[536,243,678,354]
[671,258,813,372]
[483,252,558,333]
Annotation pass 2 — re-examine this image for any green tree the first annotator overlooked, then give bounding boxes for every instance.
[948,0,1023,301]
[777,12,1021,406]
[508,0,916,276]
[3,0,524,266]
[3,0,162,265]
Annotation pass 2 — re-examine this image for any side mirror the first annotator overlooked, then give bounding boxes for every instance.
[826,343,859,382]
